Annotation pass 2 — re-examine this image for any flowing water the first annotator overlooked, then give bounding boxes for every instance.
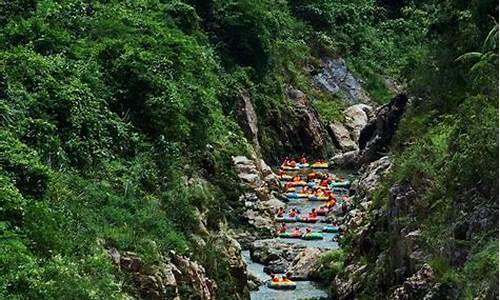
[242,250,328,300]
[241,166,354,300]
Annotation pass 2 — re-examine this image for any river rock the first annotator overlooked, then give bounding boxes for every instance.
[328,122,358,151]
[249,240,306,265]
[263,259,288,274]
[330,150,359,169]
[247,271,262,290]
[232,155,268,201]
[287,248,324,280]
[108,249,216,300]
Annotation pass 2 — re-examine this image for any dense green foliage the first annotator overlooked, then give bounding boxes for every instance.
[326,0,498,299]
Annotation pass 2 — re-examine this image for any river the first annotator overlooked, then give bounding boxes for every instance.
[241,166,353,300]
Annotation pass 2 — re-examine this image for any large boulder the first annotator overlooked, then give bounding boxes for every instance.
[328,122,358,151]
[329,150,359,169]
[312,58,371,104]
[287,248,324,280]
[249,240,306,265]
[344,104,373,142]
[358,94,408,164]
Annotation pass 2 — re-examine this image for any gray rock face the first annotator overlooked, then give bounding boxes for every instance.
[215,234,249,293]
[358,94,408,164]
[352,156,393,197]
[108,249,217,300]
[171,252,217,300]
[287,87,334,157]
[391,264,435,300]
[232,155,272,211]
[313,58,371,104]
[236,89,260,153]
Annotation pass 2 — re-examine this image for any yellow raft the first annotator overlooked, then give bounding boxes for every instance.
[311,162,329,169]
[267,280,297,290]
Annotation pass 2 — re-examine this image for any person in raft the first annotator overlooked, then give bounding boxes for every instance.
[307,172,317,181]
[292,227,303,236]
[270,273,280,282]
[320,176,329,187]
[309,208,318,218]
[282,156,290,166]
[289,159,297,168]
[305,228,312,234]
[276,207,285,217]
[292,175,301,182]
[280,275,291,282]
[315,188,324,197]
[299,155,307,164]
[288,208,299,217]
[327,197,336,209]
[277,223,287,234]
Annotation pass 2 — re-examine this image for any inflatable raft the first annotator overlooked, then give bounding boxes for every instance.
[278,174,293,181]
[267,280,297,290]
[275,216,298,223]
[297,216,318,223]
[311,162,329,169]
[286,192,310,199]
[278,232,303,239]
[309,195,329,201]
[290,181,307,187]
[281,165,300,171]
[301,233,323,240]
[322,226,339,233]
[317,207,330,216]
[330,180,351,188]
